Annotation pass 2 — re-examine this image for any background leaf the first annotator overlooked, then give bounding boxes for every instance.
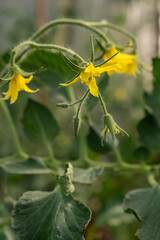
[22,99,60,143]
[123,186,160,240]
[87,126,111,153]
[137,115,160,152]
[73,167,104,184]
[144,58,160,125]
[1,158,52,175]
[20,50,77,98]
[152,58,160,83]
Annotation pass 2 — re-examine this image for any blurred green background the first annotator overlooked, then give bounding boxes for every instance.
[0,0,160,240]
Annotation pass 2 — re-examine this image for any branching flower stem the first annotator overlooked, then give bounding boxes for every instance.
[76,90,90,118]
[30,19,111,45]
[12,41,86,66]
[90,21,138,54]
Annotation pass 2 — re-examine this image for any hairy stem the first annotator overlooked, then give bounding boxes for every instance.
[0,100,26,157]
[91,21,138,54]
[30,18,111,44]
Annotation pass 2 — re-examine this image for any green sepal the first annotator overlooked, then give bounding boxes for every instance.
[115,40,132,52]
[14,65,44,77]
[95,52,119,68]
[103,114,115,140]
[59,73,80,86]
[102,114,129,141]
[0,68,14,81]
[96,39,107,52]
[61,52,85,72]
[90,34,95,63]
[115,123,129,137]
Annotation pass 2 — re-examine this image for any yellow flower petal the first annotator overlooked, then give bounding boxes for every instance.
[24,75,33,84]
[103,46,137,75]
[2,72,39,104]
[60,75,80,86]
[84,76,98,97]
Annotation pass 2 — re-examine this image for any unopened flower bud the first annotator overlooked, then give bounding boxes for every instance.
[56,102,69,108]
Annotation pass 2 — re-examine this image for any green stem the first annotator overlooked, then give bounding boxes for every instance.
[79,127,88,163]
[0,100,26,157]
[76,89,90,118]
[44,140,54,160]
[30,18,111,45]
[98,91,108,115]
[91,21,138,54]
[13,41,85,64]
[147,173,158,187]
[112,143,125,166]
[0,155,22,165]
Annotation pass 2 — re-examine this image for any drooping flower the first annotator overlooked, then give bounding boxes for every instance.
[60,61,116,97]
[102,114,129,141]
[2,72,39,104]
[103,46,137,76]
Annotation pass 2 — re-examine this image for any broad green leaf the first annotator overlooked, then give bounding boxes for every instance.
[20,50,77,100]
[12,163,91,240]
[1,158,52,175]
[137,115,160,152]
[12,188,91,240]
[123,186,160,240]
[73,167,104,184]
[87,126,111,153]
[21,50,76,84]
[133,146,150,163]
[22,99,60,143]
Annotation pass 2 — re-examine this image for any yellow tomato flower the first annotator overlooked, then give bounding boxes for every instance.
[103,46,137,76]
[60,62,116,97]
[2,72,39,104]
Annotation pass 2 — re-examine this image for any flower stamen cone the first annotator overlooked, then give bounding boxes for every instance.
[2,72,39,104]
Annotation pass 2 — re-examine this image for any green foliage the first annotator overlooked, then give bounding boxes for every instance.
[73,166,104,184]
[12,164,91,240]
[152,58,160,82]
[87,126,111,153]
[22,99,60,143]
[1,18,160,240]
[1,158,52,175]
[137,115,160,152]
[123,186,160,240]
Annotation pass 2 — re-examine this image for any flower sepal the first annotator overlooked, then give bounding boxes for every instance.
[0,64,42,82]
[13,65,43,77]
[61,52,86,72]
[0,68,15,81]
[102,114,129,142]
